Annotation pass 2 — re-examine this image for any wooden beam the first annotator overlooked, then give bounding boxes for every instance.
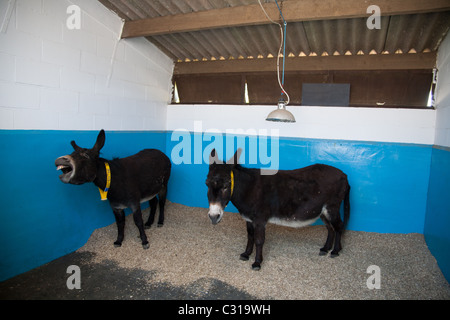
[173,53,437,75]
[121,0,450,38]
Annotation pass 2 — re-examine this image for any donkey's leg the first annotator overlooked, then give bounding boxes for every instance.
[330,229,343,257]
[330,211,344,258]
[131,204,149,249]
[319,213,335,255]
[157,185,167,227]
[240,221,254,261]
[252,223,266,271]
[145,197,158,229]
[113,209,125,247]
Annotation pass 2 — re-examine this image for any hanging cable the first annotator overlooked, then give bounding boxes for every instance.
[257,0,290,105]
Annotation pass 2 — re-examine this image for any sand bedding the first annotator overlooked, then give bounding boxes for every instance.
[75,201,450,300]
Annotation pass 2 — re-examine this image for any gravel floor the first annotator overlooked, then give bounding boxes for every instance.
[75,201,450,300]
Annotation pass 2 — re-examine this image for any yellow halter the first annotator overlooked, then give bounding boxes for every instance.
[98,162,111,201]
[230,170,234,197]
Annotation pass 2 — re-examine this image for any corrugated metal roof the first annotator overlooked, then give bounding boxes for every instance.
[99,0,450,62]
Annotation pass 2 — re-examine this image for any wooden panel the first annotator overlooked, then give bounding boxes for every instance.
[333,70,432,106]
[174,70,432,107]
[174,74,244,104]
[246,72,330,104]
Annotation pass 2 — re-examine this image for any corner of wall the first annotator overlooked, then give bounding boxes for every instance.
[424,30,450,283]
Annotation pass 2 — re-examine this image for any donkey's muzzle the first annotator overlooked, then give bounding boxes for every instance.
[208,203,223,225]
[55,156,74,183]
[209,214,222,225]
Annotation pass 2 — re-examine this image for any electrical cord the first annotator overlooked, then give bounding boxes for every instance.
[257,0,291,105]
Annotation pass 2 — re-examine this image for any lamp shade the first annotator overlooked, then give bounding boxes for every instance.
[266,99,296,122]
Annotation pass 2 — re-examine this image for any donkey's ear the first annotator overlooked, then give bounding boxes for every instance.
[92,129,105,154]
[227,148,242,165]
[71,140,81,151]
[209,148,223,165]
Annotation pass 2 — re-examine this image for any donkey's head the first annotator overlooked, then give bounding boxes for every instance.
[55,130,105,184]
[205,148,241,225]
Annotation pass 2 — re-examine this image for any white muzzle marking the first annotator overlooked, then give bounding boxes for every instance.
[208,203,224,225]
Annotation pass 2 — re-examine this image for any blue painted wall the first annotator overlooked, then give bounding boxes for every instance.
[167,132,432,234]
[0,129,440,281]
[425,146,450,282]
[0,130,167,281]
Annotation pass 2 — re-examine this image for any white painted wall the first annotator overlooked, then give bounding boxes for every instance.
[435,32,450,148]
[167,104,436,145]
[0,0,442,147]
[0,0,174,131]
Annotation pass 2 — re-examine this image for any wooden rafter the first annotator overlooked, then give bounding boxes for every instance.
[121,0,450,38]
[173,52,437,75]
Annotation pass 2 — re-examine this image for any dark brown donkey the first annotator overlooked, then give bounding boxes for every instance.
[206,149,350,270]
[55,130,171,249]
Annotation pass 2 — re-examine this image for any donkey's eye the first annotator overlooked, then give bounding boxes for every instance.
[81,153,90,159]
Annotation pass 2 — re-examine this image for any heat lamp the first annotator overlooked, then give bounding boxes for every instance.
[266,98,295,122]
[260,0,296,123]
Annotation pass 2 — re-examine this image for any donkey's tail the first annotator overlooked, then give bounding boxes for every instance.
[343,183,351,230]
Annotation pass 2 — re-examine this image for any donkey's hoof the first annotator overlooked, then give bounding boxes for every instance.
[144,224,151,229]
[114,242,122,248]
[240,253,249,261]
[330,252,340,258]
[142,242,150,250]
[157,223,164,228]
[319,249,328,256]
[251,263,261,271]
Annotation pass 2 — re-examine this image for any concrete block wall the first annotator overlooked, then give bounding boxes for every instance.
[0,0,174,131]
